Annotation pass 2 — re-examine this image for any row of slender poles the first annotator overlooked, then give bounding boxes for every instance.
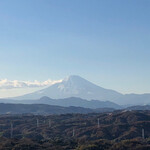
[9,118,145,139]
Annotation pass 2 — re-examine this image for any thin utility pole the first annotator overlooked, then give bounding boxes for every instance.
[142,128,145,139]
[98,118,100,128]
[37,118,39,127]
[73,128,75,137]
[10,122,13,138]
[48,119,51,127]
[43,120,46,124]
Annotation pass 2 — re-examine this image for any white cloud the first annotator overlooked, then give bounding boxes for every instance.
[0,79,62,89]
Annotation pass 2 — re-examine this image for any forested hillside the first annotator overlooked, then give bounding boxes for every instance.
[0,111,150,149]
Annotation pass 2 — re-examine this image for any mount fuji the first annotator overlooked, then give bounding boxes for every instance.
[13,75,150,105]
[15,75,123,101]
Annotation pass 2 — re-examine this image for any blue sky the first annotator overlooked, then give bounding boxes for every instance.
[0,0,150,96]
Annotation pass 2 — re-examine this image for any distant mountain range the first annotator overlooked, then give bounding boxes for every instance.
[9,75,150,105]
[126,105,150,111]
[0,102,150,115]
[0,96,121,109]
[0,103,115,115]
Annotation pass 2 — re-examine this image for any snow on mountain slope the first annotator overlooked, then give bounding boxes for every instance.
[15,75,123,101]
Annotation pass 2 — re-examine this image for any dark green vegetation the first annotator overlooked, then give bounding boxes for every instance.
[0,110,150,149]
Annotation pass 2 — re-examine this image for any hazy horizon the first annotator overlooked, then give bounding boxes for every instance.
[0,75,150,98]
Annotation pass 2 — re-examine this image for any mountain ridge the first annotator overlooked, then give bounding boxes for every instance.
[15,75,123,101]
[11,75,150,105]
[0,96,121,109]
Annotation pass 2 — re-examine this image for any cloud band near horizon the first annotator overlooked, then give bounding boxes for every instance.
[0,79,62,89]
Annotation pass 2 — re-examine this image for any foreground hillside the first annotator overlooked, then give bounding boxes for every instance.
[0,110,150,149]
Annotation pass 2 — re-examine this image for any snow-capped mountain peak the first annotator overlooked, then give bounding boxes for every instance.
[15,75,122,101]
